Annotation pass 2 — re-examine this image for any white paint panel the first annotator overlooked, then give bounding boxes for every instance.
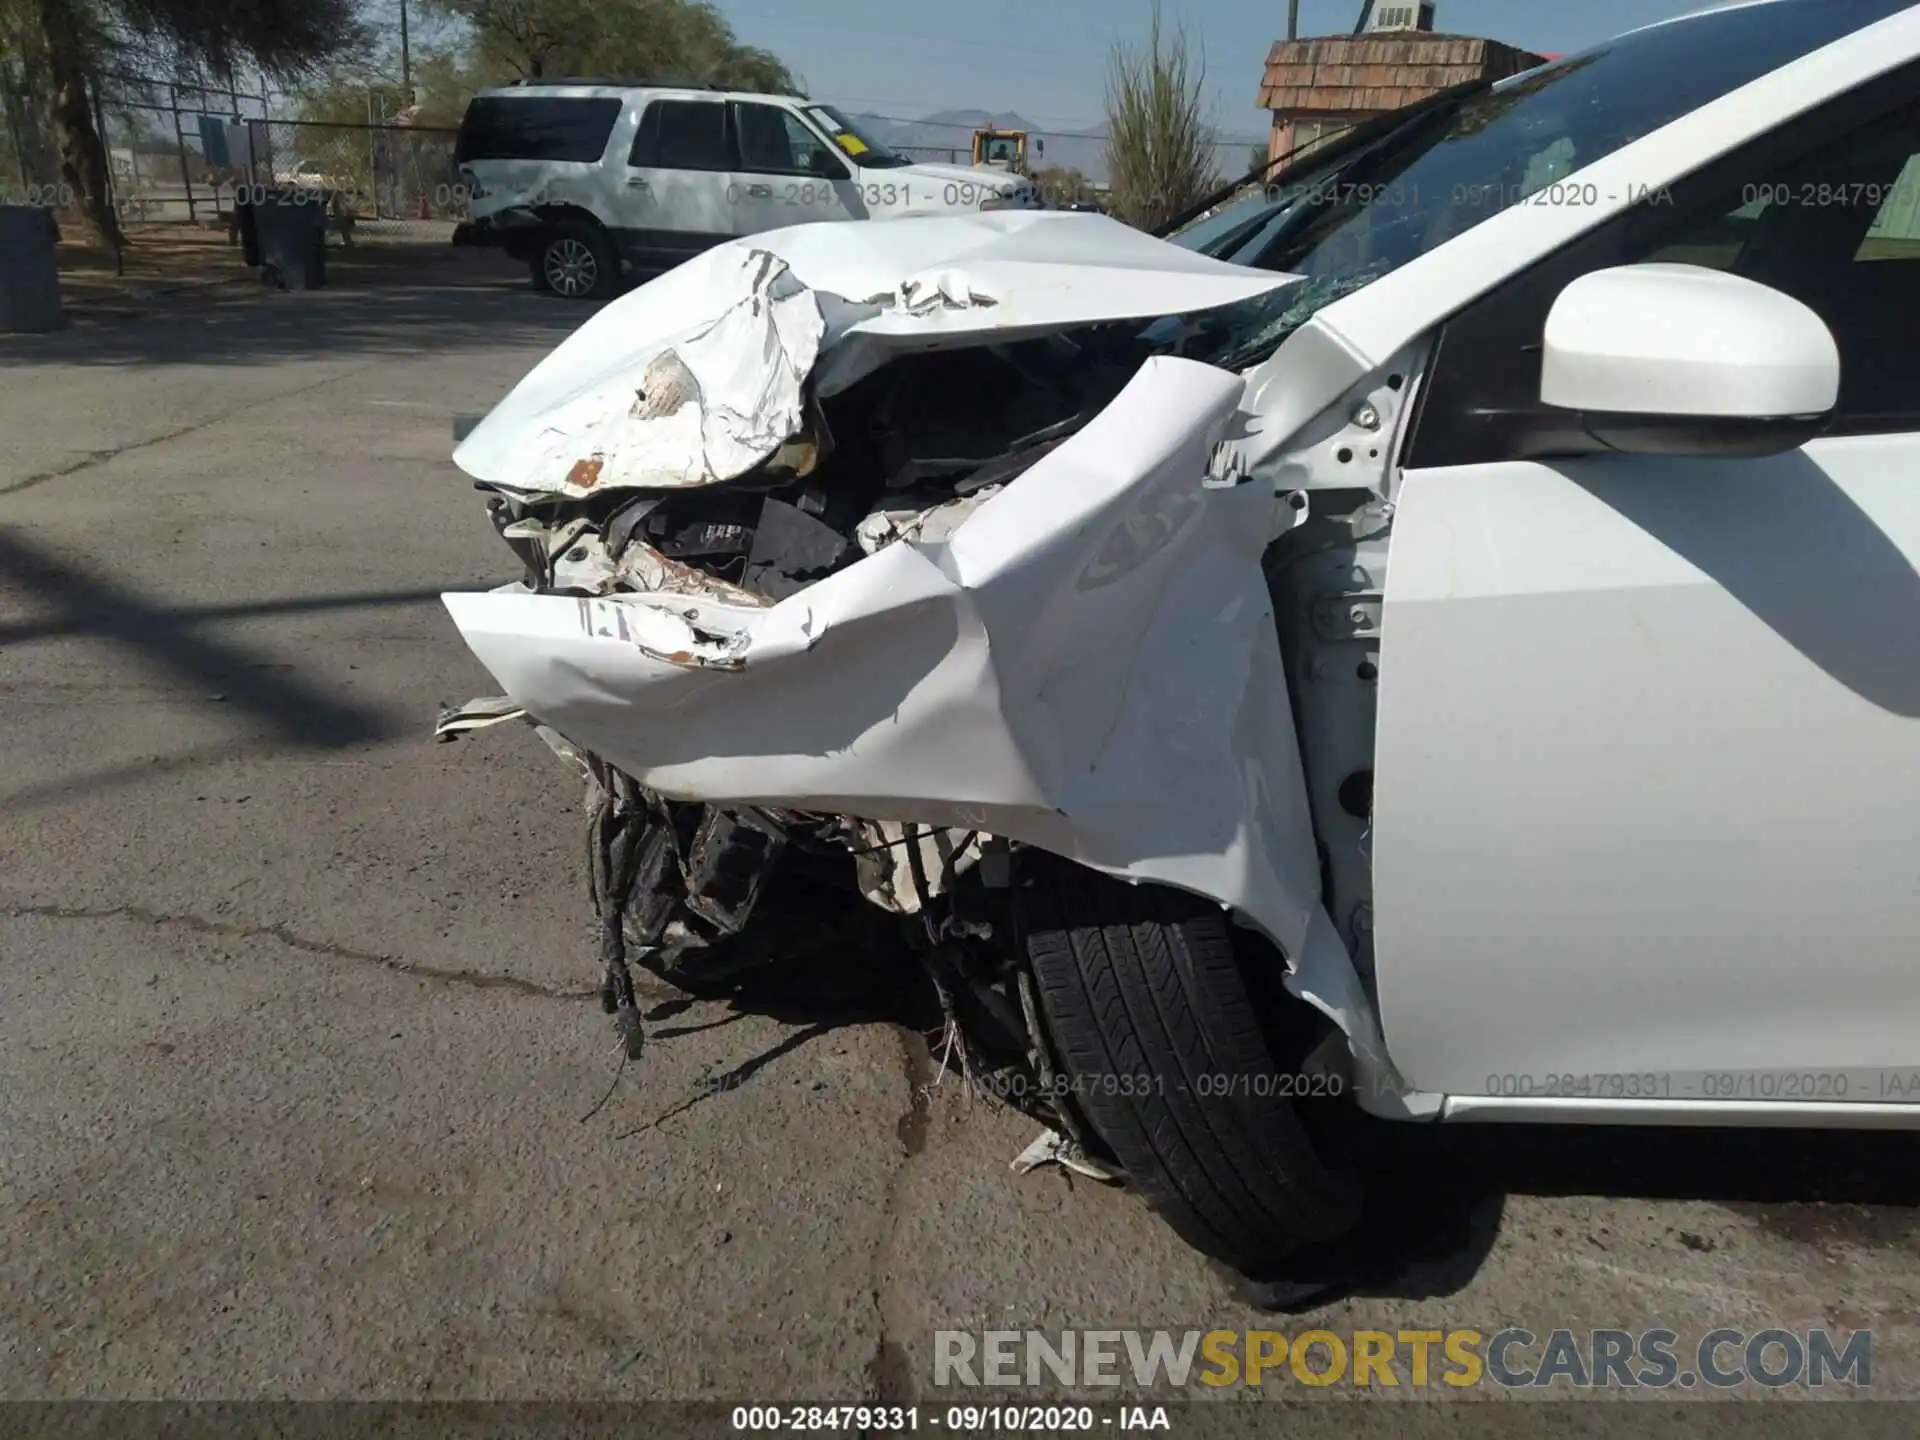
[1374,434,1920,1092]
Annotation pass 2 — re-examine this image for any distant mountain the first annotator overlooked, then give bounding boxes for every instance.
[919,109,1045,132]
[847,108,1267,186]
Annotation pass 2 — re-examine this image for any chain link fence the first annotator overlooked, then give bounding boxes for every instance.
[1,64,462,244]
[237,119,464,242]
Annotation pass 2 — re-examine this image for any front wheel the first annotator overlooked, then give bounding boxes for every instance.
[534,220,618,299]
[1018,857,1361,1274]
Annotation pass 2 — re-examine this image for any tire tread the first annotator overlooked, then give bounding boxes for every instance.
[1021,859,1356,1269]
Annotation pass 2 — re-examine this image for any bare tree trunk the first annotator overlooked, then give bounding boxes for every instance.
[37,0,124,249]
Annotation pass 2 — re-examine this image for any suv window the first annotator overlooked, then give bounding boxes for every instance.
[643,99,729,171]
[732,102,844,177]
[1407,60,1920,467]
[454,96,621,164]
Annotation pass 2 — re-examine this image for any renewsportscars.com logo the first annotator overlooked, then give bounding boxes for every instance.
[933,1327,1872,1391]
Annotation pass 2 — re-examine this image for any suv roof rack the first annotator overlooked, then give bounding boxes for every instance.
[504,76,721,89]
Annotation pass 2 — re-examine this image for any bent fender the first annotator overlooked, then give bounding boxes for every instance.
[444,356,1327,965]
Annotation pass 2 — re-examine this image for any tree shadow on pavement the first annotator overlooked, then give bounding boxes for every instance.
[0,582,459,649]
[0,264,594,369]
[0,526,403,748]
[0,532,489,813]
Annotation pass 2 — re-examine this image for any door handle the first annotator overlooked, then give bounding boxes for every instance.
[626,177,650,190]
[747,184,772,198]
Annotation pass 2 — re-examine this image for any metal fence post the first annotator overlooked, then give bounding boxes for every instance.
[366,91,380,219]
[170,83,197,223]
[126,109,142,219]
[258,73,275,180]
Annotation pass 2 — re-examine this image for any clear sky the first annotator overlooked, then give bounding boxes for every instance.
[712,0,1720,135]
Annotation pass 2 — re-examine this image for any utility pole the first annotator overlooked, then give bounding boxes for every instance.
[400,0,413,104]
[1288,0,1300,40]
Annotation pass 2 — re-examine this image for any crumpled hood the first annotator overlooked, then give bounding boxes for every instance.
[444,356,1328,966]
[453,210,1301,497]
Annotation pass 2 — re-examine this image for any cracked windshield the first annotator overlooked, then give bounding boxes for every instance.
[1169,0,1913,369]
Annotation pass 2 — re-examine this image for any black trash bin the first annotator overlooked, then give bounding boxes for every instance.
[235,195,261,267]
[253,189,327,290]
[0,204,63,332]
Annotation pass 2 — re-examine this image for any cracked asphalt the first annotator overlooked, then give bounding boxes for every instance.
[5,254,1920,1416]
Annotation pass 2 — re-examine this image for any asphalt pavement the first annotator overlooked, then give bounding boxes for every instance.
[4,251,1920,1415]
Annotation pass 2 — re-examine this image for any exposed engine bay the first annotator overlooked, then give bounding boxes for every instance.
[438,213,1420,1164]
[443,330,1173,1149]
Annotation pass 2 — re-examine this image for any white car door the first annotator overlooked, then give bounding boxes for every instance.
[1372,58,1920,1099]
[726,99,862,235]
[619,95,739,266]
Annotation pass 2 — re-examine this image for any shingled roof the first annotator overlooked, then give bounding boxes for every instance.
[1256,33,1549,113]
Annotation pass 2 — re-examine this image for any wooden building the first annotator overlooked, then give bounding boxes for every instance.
[1257,11,1550,168]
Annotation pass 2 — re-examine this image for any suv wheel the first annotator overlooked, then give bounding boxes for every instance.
[1018,855,1362,1275]
[535,220,617,299]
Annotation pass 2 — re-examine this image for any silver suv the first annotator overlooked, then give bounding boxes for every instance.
[450,80,1044,297]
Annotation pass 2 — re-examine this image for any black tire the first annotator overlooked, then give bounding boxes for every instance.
[535,219,618,299]
[1019,857,1361,1272]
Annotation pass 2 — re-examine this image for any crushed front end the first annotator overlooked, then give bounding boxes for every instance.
[436,212,1341,1157]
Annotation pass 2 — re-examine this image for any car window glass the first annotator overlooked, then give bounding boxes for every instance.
[1633,102,1920,426]
[454,97,621,164]
[1192,0,1912,370]
[1407,64,1920,467]
[1166,190,1291,253]
[733,103,838,175]
[651,100,729,171]
[803,104,909,168]
[627,102,660,167]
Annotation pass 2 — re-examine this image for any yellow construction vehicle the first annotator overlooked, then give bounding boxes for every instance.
[971,127,1042,175]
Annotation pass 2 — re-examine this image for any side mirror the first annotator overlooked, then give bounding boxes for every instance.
[1541,263,1839,457]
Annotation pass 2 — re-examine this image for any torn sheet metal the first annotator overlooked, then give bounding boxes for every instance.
[613,538,770,608]
[534,724,589,780]
[1011,1128,1125,1184]
[463,248,826,498]
[453,212,1303,499]
[854,490,999,557]
[855,822,986,915]
[434,694,527,740]
[444,355,1328,968]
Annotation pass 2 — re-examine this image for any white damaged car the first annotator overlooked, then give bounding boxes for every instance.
[440,0,1920,1285]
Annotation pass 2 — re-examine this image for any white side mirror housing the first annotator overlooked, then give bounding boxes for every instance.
[1541,264,1840,455]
